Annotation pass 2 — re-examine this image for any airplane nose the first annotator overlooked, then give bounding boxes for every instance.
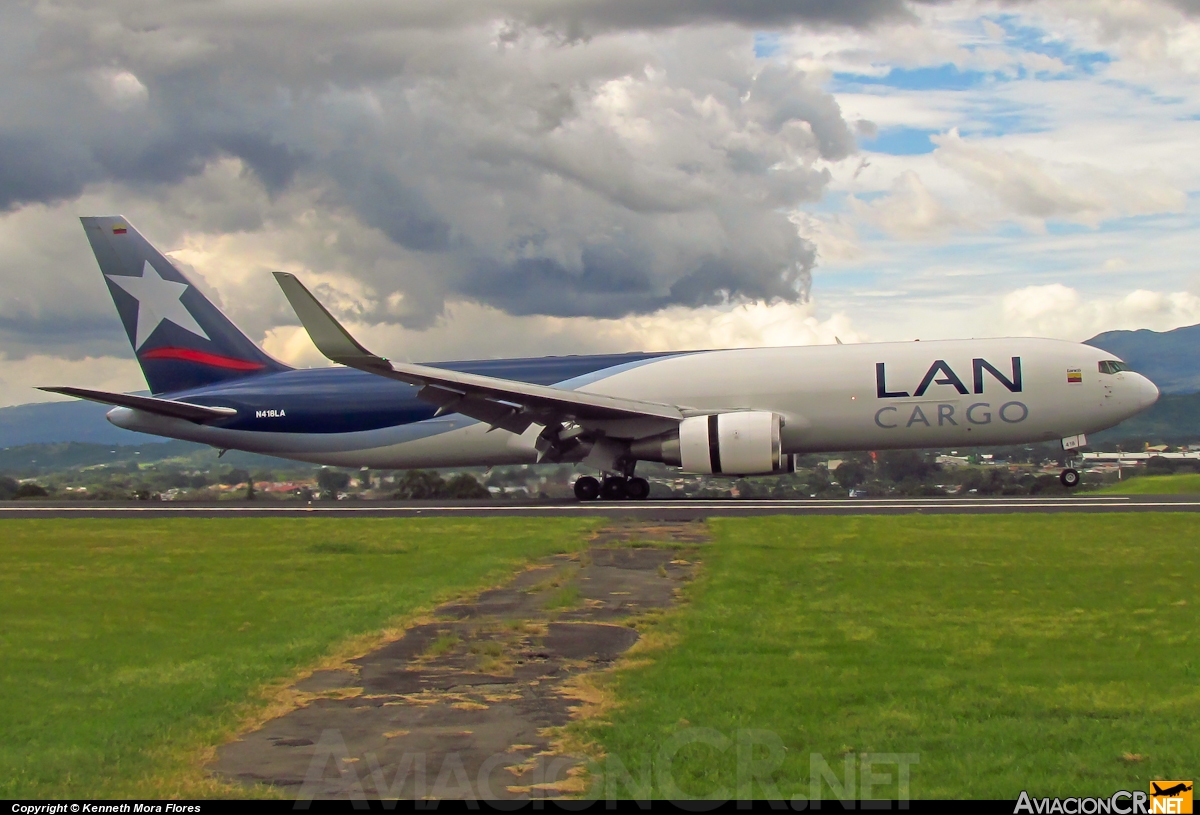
[1132,373,1159,411]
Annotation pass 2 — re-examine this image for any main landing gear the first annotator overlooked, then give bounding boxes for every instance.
[1059,468,1080,488]
[573,474,650,501]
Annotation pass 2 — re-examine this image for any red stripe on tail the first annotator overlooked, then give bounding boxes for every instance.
[140,347,266,371]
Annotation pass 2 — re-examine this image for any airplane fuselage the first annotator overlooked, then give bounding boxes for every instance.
[106,337,1159,470]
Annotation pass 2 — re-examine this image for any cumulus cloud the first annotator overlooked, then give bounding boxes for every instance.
[852,129,1187,240]
[984,1,1200,80]
[0,2,883,352]
[263,298,862,369]
[510,0,925,35]
[0,199,134,360]
[932,129,1187,227]
[791,212,865,264]
[28,0,926,49]
[5,0,1200,408]
[86,69,149,110]
[1002,283,1200,339]
[0,354,143,407]
[851,169,968,239]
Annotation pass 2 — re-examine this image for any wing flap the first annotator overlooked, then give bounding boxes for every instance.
[272,272,684,429]
[38,386,237,424]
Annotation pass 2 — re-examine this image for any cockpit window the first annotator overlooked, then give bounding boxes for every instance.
[1098,360,1130,374]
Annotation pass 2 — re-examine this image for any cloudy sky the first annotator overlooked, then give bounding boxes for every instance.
[3,0,1200,406]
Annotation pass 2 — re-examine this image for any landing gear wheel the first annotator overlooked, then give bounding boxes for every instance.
[625,477,650,500]
[600,476,628,500]
[573,476,601,501]
[1060,468,1080,488]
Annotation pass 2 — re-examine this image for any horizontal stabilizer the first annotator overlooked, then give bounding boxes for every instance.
[272,272,684,431]
[38,386,237,424]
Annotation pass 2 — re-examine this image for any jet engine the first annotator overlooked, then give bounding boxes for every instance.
[630,411,793,475]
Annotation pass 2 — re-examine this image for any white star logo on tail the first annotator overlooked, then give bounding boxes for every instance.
[106,261,210,350]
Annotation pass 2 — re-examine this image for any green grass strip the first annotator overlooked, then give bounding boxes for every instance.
[0,517,597,797]
[584,515,1199,799]
[1095,473,1200,494]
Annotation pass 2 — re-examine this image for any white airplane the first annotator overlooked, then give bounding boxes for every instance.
[43,217,1159,500]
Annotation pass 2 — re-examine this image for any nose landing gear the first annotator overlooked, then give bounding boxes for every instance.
[573,473,651,501]
[1059,468,1080,488]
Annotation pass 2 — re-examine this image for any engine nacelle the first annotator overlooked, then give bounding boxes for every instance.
[679,412,783,475]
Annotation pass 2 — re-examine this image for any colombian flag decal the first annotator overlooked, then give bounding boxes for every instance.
[112,225,128,234]
[1067,368,1082,383]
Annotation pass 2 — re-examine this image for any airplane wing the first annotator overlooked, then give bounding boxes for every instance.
[272,272,684,436]
[37,386,239,423]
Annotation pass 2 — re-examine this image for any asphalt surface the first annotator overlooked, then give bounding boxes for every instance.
[212,521,706,799]
[2,495,1199,518]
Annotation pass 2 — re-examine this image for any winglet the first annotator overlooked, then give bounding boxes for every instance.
[272,272,685,428]
[272,272,392,373]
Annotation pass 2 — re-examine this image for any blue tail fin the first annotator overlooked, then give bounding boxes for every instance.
[81,216,290,394]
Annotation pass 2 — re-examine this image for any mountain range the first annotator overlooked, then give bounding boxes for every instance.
[0,398,158,447]
[1085,322,1200,395]
[0,323,1195,450]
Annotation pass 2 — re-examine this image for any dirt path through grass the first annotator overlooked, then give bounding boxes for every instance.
[210,520,708,800]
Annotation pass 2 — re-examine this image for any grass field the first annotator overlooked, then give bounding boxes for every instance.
[1096,473,1200,494]
[0,518,595,798]
[583,515,1200,799]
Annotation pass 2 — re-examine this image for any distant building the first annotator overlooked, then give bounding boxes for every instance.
[1081,451,1200,463]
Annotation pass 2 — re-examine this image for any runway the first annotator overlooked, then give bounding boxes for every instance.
[2,495,1199,518]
